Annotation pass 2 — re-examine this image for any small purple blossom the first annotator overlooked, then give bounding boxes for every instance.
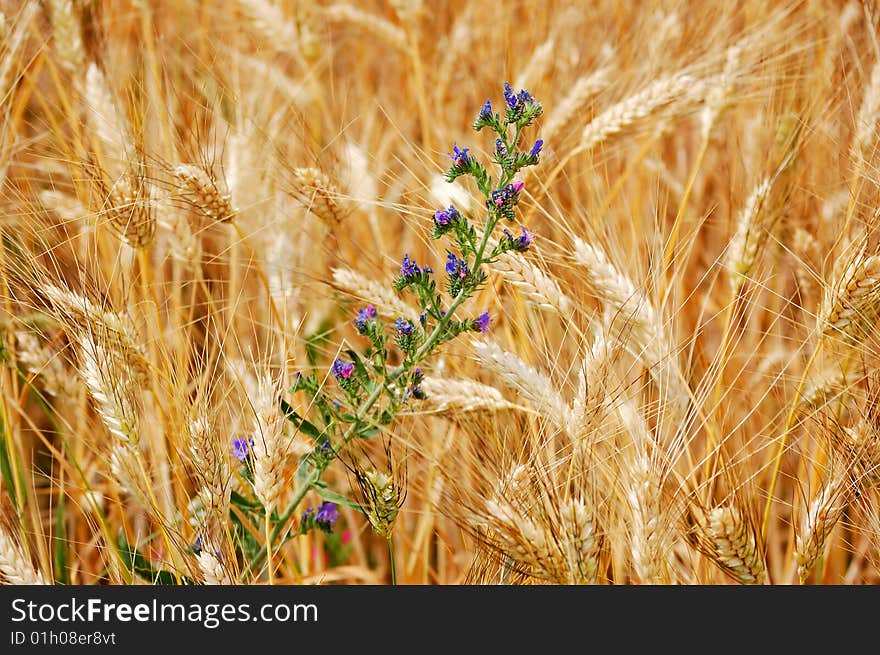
[395,317,415,336]
[316,501,339,527]
[529,139,544,159]
[503,82,518,108]
[495,138,507,156]
[232,437,252,462]
[475,311,491,333]
[446,253,470,279]
[301,506,315,524]
[354,304,378,332]
[503,82,535,110]
[504,226,533,252]
[332,358,354,380]
[479,99,492,120]
[401,253,421,277]
[491,181,524,208]
[451,143,470,167]
[434,205,460,227]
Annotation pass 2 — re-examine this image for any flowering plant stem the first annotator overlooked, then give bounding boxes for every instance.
[241,82,543,582]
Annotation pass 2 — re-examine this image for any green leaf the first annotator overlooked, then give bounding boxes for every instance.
[54,493,70,585]
[116,533,193,586]
[0,416,22,511]
[305,318,333,367]
[313,485,362,511]
[280,399,322,441]
[355,423,381,440]
[230,489,262,510]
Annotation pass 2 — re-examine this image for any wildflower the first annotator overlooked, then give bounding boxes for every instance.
[504,226,533,252]
[479,99,492,121]
[354,304,378,332]
[529,139,544,159]
[451,143,470,168]
[473,311,491,333]
[446,253,470,279]
[315,501,339,528]
[503,82,518,108]
[419,311,427,327]
[395,317,415,336]
[496,138,507,156]
[232,437,252,462]
[490,181,523,213]
[332,358,354,380]
[434,206,460,227]
[401,253,432,278]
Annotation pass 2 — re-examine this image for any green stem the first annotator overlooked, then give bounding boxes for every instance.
[243,133,506,582]
[387,537,397,585]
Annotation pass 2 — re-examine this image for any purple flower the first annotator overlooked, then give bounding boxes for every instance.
[316,501,339,527]
[529,139,544,159]
[451,143,470,167]
[446,253,470,279]
[354,304,378,332]
[511,180,524,193]
[401,253,421,277]
[504,82,535,109]
[517,88,534,105]
[301,506,315,524]
[395,317,415,336]
[503,82,518,108]
[332,358,354,380]
[504,226,533,252]
[232,437,252,462]
[434,206,460,227]
[475,311,490,333]
[495,138,507,156]
[479,99,492,120]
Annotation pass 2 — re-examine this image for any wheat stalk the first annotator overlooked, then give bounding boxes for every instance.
[490,250,572,315]
[472,339,574,436]
[320,4,408,54]
[290,167,351,224]
[794,473,852,582]
[418,376,519,414]
[821,251,880,346]
[727,177,773,292]
[541,67,611,144]
[174,164,237,224]
[0,524,46,585]
[331,267,420,323]
[577,72,703,152]
[249,375,292,514]
[705,504,766,584]
[47,0,84,74]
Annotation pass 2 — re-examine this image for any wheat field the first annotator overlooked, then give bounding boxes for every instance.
[1,0,880,586]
